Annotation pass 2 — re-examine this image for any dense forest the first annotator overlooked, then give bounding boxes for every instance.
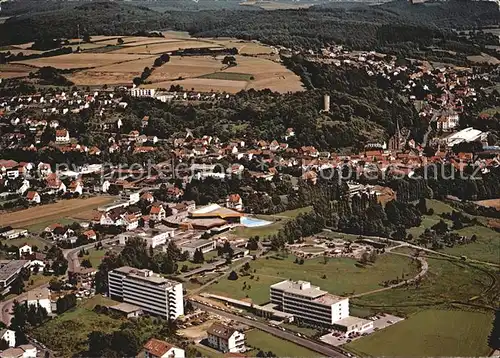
[0,0,498,52]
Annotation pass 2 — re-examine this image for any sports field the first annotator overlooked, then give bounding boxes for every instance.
[345,309,494,356]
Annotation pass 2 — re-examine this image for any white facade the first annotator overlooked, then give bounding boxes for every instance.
[270,280,349,326]
[0,329,16,347]
[18,245,32,257]
[130,88,156,98]
[108,267,184,320]
[207,323,245,353]
[26,287,52,314]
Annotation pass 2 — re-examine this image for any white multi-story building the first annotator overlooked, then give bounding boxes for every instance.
[207,323,245,353]
[270,280,349,326]
[108,267,184,320]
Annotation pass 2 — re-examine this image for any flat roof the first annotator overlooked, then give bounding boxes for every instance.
[109,302,143,313]
[313,293,345,305]
[334,316,372,328]
[0,260,29,281]
[27,287,50,301]
[113,266,178,288]
[190,204,243,219]
[271,280,326,298]
[180,238,214,249]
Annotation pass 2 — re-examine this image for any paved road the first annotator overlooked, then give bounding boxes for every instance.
[62,237,119,273]
[192,301,349,358]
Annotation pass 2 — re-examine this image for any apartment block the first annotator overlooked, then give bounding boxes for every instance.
[270,280,349,326]
[108,266,184,320]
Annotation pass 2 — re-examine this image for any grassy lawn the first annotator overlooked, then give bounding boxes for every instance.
[442,225,500,264]
[82,248,107,268]
[6,237,52,249]
[25,217,78,233]
[351,257,496,316]
[26,273,53,290]
[345,309,494,356]
[33,295,123,356]
[200,72,253,81]
[231,207,312,239]
[194,344,222,358]
[245,329,321,357]
[280,323,319,337]
[207,254,419,304]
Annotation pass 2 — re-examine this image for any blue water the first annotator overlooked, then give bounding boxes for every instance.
[241,216,273,227]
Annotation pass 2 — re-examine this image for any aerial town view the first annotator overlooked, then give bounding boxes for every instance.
[0,0,499,357]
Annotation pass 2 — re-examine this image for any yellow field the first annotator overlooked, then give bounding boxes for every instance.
[144,55,304,93]
[148,56,224,82]
[111,40,219,55]
[13,53,153,69]
[66,70,141,85]
[210,39,276,55]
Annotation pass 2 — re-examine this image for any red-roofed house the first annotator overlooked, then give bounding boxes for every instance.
[26,191,41,204]
[226,194,243,211]
[55,129,70,143]
[82,230,97,241]
[149,204,166,222]
[143,338,185,358]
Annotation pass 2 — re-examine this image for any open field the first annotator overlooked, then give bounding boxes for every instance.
[148,56,224,82]
[0,196,114,229]
[468,53,500,65]
[442,225,500,263]
[32,295,122,357]
[230,206,312,239]
[5,237,52,249]
[111,40,218,55]
[0,63,34,79]
[351,257,496,316]
[475,198,500,209]
[82,248,107,268]
[13,53,153,70]
[245,329,320,357]
[207,254,419,304]
[345,309,493,356]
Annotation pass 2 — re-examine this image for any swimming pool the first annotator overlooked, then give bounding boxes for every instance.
[241,216,273,228]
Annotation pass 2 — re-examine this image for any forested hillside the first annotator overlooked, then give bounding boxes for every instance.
[0,0,498,51]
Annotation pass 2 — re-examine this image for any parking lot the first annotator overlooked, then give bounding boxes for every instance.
[320,314,404,347]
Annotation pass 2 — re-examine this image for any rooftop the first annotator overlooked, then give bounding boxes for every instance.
[0,260,29,281]
[271,280,327,299]
[334,315,372,328]
[113,266,178,288]
[109,302,143,314]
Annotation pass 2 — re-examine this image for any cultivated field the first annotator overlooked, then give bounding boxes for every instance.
[0,196,114,229]
[345,309,494,356]
[8,33,304,93]
[0,63,34,79]
[145,54,304,93]
[111,40,218,55]
[13,53,153,70]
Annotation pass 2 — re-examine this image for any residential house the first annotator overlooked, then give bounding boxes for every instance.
[226,194,243,211]
[143,338,185,358]
[26,287,52,314]
[149,204,166,222]
[68,180,83,195]
[0,329,16,347]
[45,174,66,193]
[82,230,97,241]
[26,191,40,204]
[55,129,70,143]
[207,323,246,353]
[18,244,32,257]
[0,344,37,358]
